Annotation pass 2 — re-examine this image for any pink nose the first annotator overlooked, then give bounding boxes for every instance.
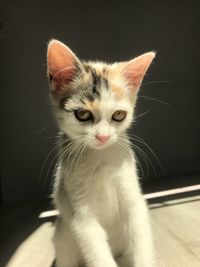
[96,135,110,144]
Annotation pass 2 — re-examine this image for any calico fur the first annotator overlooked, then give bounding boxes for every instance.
[47,40,156,267]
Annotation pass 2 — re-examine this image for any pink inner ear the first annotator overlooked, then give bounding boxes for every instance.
[51,66,77,90]
[47,40,78,90]
[122,52,155,89]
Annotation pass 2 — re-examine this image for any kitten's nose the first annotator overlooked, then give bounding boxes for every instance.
[96,134,110,144]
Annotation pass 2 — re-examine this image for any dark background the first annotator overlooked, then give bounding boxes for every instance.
[0,0,199,205]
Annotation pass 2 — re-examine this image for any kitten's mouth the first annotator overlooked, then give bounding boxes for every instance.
[93,136,116,150]
[95,142,109,149]
[87,139,111,150]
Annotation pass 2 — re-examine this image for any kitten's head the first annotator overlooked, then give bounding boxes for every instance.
[47,40,155,150]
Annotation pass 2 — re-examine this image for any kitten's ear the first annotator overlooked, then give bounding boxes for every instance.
[120,52,156,92]
[47,39,81,95]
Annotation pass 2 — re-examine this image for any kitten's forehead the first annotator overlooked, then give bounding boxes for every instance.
[62,61,130,113]
[82,61,127,100]
[83,62,110,97]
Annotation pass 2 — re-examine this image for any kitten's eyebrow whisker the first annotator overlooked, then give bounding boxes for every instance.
[135,108,151,119]
[34,121,56,134]
[142,80,173,86]
[138,95,170,106]
[36,135,59,140]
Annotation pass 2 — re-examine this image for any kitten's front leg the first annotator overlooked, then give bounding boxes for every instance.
[127,199,155,267]
[71,206,118,267]
[119,180,155,267]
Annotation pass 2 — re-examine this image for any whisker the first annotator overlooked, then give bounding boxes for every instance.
[138,95,170,106]
[67,141,84,172]
[34,122,56,134]
[36,135,59,140]
[61,136,86,176]
[77,141,87,164]
[131,143,149,179]
[47,136,84,189]
[118,137,145,179]
[118,134,159,178]
[38,138,68,184]
[39,136,81,187]
[42,140,73,187]
[133,142,157,177]
[141,80,173,87]
[49,140,79,189]
[135,108,151,119]
[128,134,166,176]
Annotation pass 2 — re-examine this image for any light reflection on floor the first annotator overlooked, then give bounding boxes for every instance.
[39,184,200,218]
[144,184,200,199]
[6,222,55,267]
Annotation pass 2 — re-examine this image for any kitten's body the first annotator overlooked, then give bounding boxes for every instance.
[47,40,155,267]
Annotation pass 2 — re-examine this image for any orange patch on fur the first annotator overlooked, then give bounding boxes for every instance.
[111,85,124,99]
[85,100,100,111]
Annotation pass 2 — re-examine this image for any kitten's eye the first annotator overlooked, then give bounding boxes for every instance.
[74,109,94,122]
[112,110,127,122]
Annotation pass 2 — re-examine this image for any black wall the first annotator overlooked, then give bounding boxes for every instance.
[0,0,200,204]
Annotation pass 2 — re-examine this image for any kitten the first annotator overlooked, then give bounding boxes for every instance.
[47,40,156,267]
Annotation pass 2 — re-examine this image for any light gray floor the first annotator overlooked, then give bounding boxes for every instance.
[150,195,200,267]
[3,195,200,267]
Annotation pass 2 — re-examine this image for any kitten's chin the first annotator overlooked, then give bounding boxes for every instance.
[92,144,111,150]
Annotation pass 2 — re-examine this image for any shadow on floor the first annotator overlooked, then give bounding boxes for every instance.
[147,189,200,207]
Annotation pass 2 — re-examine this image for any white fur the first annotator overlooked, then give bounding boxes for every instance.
[53,142,155,267]
[52,82,155,267]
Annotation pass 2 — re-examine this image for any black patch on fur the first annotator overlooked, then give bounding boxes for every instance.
[102,77,109,89]
[74,61,82,74]
[79,97,86,104]
[90,69,101,98]
[82,63,110,102]
[102,68,106,74]
[84,64,91,73]
[86,93,95,102]
[49,73,53,81]
[59,97,74,111]
[60,97,67,109]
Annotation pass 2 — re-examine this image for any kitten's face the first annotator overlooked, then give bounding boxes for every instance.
[47,40,155,150]
[56,63,134,149]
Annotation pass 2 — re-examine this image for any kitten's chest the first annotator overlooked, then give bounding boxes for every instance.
[88,162,121,226]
